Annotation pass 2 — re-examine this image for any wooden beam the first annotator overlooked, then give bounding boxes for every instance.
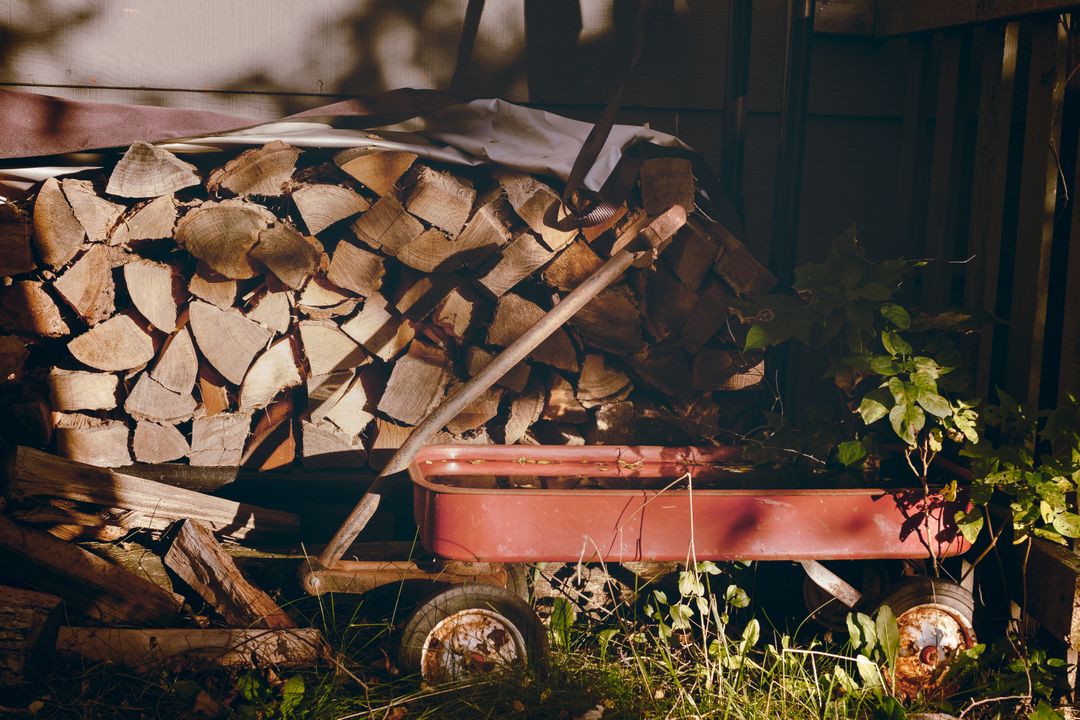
[1025,537,1080,649]
[1058,18,1080,403]
[814,0,875,35]
[1005,18,1066,406]
[877,0,1077,37]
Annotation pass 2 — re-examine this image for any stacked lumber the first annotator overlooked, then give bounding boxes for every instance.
[0,144,773,469]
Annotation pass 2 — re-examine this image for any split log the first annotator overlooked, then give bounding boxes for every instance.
[691,348,739,392]
[377,341,450,425]
[207,141,298,197]
[629,346,693,397]
[431,286,484,342]
[326,239,385,296]
[175,201,274,280]
[350,196,424,253]
[639,157,696,216]
[250,223,323,290]
[0,516,181,625]
[151,326,198,395]
[198,363,232,416]
[292,184,369,234]
[124,259,181,332]
[301,419,367,469]
[0,585,62,687]
[335,148,416,196]
[641,269,697,342]
[664,223,719,291]
[0,202,35,276]
[586,401,636,444]
[702,219,776,295]
[165,519,294,629]
[323,367,379,438]
[396,229,462,273]
[679,279,734,354]
[306,371,353,425]
[55,626,326,671]
[504,382,545,444]
[570,285,644,354]
[541,239,605,292]
[133,421,190,463]
[446,386,503,433]
[298,320,368,376]
[189,301,272,384]
[392,272,458,321]
[10,499,124,531]
[190,411,253,467]
[8,447,300,540]
[125,372,197,423]
[79,541,176,596]
[493,168,576,251]
[189,263,238,309]
[543,375,587,424]
[403,166,476,236]
[47,523,127,543]
[0,281,71,337]
[464,346,530,393]
[54,414,131,467]
[0,336,28,382]
[297,276,357,318]
[110,195,177,244]
[340,293,415,361]
[245,288,293,334]
[62,178,122,242]
[718,359,765,391]
[477,231,554,297]
[47,368,118,411]
[576,354,632,408]
[32,177,85,268]
[239,336,302,409]
[368,418,412,470]
[106,142,200,198]
[242,396,295,471]
[488,294,579,372]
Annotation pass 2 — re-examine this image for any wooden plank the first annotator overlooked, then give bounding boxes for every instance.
[814,0,875,35]
[1026,537,1080,649]
[892,34,932,265]
[1005,18,1066,406]
[877,0,1080,37]
[968,23,1021,399]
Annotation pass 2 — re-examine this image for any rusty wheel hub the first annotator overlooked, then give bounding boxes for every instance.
[894,602,974,694]
[420,607,528,682]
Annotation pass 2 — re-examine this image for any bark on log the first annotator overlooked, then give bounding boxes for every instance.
[0,281,71,337]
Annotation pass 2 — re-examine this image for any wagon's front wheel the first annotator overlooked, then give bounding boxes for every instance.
[877,577,975,696]
[399,583,548,683]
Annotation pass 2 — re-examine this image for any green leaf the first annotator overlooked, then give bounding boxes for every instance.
[1053,512,1080,538]
[869,355,899,376]
[280,675,305,718]
[741,618,761,651]
[858,394,891,426]
[856,613,878,653]
[955,510,985,545]
[838,439,868,466]
[598,628,618,661]
[550,597,575,648]
[725,584,750,609]
[744,324,771,351]
[875,605,900,667]
[855,654,883,689]
[846,613,862,649]
[833,664,860,693]
[1028,701,1065,720]
[889,402,925,447]
[917,391,951,419]
[856,283,892,301]
[881,330,912,357]
[880,303,911,330]
[678,571,705,598]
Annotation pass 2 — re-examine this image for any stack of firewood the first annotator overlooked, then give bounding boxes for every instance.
[0,140,774,471]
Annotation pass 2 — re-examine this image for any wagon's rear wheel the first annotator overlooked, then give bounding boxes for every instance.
[399,583,548,683]
[876,577,975,696]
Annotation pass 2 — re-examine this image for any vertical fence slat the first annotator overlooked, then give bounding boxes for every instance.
[1058,17,1080,403]
[893,35,932,266]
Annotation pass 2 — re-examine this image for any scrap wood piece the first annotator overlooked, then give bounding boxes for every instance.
[504,381,545,444]
[165,519,295,629]
[61,178,123,243]
[679,279,735,354]
[242,395,295,471]
[106,142,200,198]
[0,336,29,382]
[110,194,177,245]
[0,201,36,276]
[32,177,85,268]
[493,168,577,251]
[292,183,369,234]
[251,223,324,291]
[245,288,293,334]
[446,386,503,434]
[133,421,189,464]
[150,326,198,395]
[376,341,450,425]
[125,371,197,423]
[477,231,555,297]
[190,411,253,468]
[664,223,719,291]
[55,627,326,671]
[576,354,632,408]
[487,293,579,372]
[207,141,299,197]
[0,515,181,626]
[403,166,476,236]
[323,367,380,438]
[326,239,385,296]
[298,320,368,377]
[0,585,62,688]
[541,239,605,292]
[641,269,697,342]
[239,335,302,409]
[0,281,71,337]
[124,258,181,332]
[464,345,529,393]
[189,262,238,309]
[542,374,587,424]
[54,413,132,468]
[340,293,415,361]
[175,201,275,280]
[570,285,644,354]
[350,196,424,253]
[189,300,272,385]
[639,157,696,216]
[47,368,118,411]
[335,148,416,196]
[301,419,367,469]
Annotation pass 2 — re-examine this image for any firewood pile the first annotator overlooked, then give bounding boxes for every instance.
[0,140,775,472]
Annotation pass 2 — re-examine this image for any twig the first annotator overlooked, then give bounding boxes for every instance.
[960,506,1006,582]
[957,693,1029,719]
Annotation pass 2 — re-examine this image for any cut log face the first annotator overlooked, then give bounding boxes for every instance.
[189,263,238,309]
[393,272,458,321]
[125,372,197,423]
[54,413,132,467]
[718,359,765,391]
[306,371,352,425]
[48,368,118,411]
[250,223,323,290]
[52,244,116,326]
[326,240,385,296]
[350,196,424,254]
[207,141,299,197]
[447,386,503,433]
[542,374,587,424]
[189,301,272,385]
[493,168,577,251]
[542,239,604,292]
[301,419,367,469]
[239,336,301,409]
[0,336,28,382]
[110,195,177,245]
[571,286,644,354]
[639,157,696,216]
[477,231,553,297]
[679,279,734,354]
[431,286,484,342]
[133,421,189,463]
[488,293,579,372]
[298,320,368,376]
[377,341,450,425]
[465,346,530,393]
[198,363,231,416]
[297,276,355,318]
[68,313,155,371]
[642,269,697,342]
[629,346,693,397]
[368,417,412,470]
[245,289,293,334]
[151,326,198,395]
[33,177,85,268]
[504,381,546,444]
[106,142,201,198]
[664,223,719,291]
[61,179,123,243]
[335,148,417,196]
[175,202,273,280]
[242,395,295,470]
[0,281,71,337]
[293,184,369,234]
[323,367,379,438]
[576,354,632,408]
[0,202,36,276]
[403,166,476,236]
[124,259,180,332]
[691,348,739,392]
[340,293,415,361]
[190,411,253,467]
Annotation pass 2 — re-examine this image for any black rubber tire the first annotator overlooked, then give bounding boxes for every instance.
[398,583,549,680]
[876,577,975,626]
[503,563,531,601]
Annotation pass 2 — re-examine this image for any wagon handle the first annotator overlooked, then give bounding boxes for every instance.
[313,206,687,571]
